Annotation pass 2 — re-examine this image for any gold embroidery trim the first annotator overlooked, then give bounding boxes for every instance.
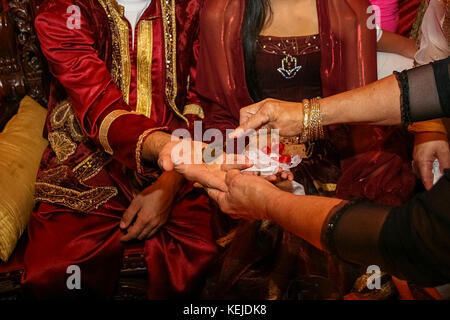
[48,100,87,162]
[183,104,205,119]
[50,100,84,142]
[98,0,131,103]
[136,20,153,117]
[160,0,188,125]
[35,182,118,213]
[135,127,168,174]
[73,150,112,182]
[50,100,72,129]
[99,110,133,154]
[313,181,337,193]
[216,229,237,248]
[48,131,78,162]
[38,166,70,185]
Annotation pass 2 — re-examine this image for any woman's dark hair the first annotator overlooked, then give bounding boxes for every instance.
[242,0,272,102]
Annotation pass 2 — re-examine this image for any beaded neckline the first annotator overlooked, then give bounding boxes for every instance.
[256,34,320,80]
[257,34,320,56]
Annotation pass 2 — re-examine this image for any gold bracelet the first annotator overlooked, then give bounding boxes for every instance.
[300,99,311,143]
[300,98,324,143]
[310,97,324,141]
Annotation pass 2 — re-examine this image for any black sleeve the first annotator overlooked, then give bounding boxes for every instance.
[397,56,450,123]
[379,169,450,287]
[326,170,450,287]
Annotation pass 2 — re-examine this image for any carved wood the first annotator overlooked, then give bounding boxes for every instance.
[0,0,48,129]
[0,10,26,129]
[8,0,48,105]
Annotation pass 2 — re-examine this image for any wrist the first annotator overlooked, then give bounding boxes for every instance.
[142,131,172,163]
[320,97,335,126]
[157,171,185,195]
[414,132,448,145]
[263,188,289,221]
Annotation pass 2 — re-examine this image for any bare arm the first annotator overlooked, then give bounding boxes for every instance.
[321,74,402,126]
[141,131,172,165]
[233,57,449,138]
[232,74,402,139]
[206,168,450,286]
[377,30,417,59]
[266,191,344,250]
[205,170,344,250]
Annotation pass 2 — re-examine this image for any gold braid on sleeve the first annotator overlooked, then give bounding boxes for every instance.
[99,110,136,154]
[183,104,205,119]
[135,127,168,175]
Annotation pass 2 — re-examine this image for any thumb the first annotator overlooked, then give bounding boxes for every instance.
[205,187,223,203]
[225,169,243,186]
[121,198,140,229]
[229,110,270,139]
[158,153,175,172]
[418,161,434,190]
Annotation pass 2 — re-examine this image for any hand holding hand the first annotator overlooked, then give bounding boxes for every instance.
[205,169,281,220]
[229,98,304,138]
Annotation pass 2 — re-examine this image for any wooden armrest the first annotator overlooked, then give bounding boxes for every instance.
[0,11,26,101]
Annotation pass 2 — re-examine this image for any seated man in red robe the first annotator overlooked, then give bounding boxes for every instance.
[22,0,217,299]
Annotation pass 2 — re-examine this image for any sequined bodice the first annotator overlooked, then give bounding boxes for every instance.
[255,34,322,102]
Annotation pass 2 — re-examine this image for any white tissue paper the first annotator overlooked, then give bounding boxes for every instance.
[241,149,302,175]
[241,149,306,195]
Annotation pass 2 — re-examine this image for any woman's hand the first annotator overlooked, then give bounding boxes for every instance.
[120,171,183,241]
[158,138,293,189]
[229,98,304,138]
[205,169,282,220]
[413,140,450,190]
[174,154,253,191]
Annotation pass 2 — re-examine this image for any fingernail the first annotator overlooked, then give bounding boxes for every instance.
[120,221,125,229]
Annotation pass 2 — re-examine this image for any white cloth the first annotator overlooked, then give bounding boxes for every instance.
[376,51,414,80]
[414,0,450,65]
[117,0,152,48]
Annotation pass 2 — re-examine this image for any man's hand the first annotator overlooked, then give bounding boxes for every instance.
[174,153,253,191]
[120,171,183,241]
[413,140,450,190]
[205,170,281,220]
[158,138,208,171]
[157,138,251,189]
[229,99,304,138]
[158,138,291,190]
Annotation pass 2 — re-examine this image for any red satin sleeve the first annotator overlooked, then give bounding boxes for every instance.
[34,0,165,170]
[183,38,205,136]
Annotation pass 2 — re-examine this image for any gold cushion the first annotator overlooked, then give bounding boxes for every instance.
[0,96,48,262]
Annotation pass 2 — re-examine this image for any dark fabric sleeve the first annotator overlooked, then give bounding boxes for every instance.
[379,169,450,287]
[408,56,450,122]
[331,202,391,267]
[328,169,450,286]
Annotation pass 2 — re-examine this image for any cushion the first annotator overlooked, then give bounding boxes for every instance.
[0,96,48,262]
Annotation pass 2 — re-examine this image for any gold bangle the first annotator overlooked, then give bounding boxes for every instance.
[310,97,324,141]
[300,99,311,143]
[300,98,324,143]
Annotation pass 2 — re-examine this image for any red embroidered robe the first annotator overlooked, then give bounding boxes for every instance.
[22,0,217,299]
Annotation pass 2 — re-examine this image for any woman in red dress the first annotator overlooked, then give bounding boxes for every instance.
[195,0,417,299]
